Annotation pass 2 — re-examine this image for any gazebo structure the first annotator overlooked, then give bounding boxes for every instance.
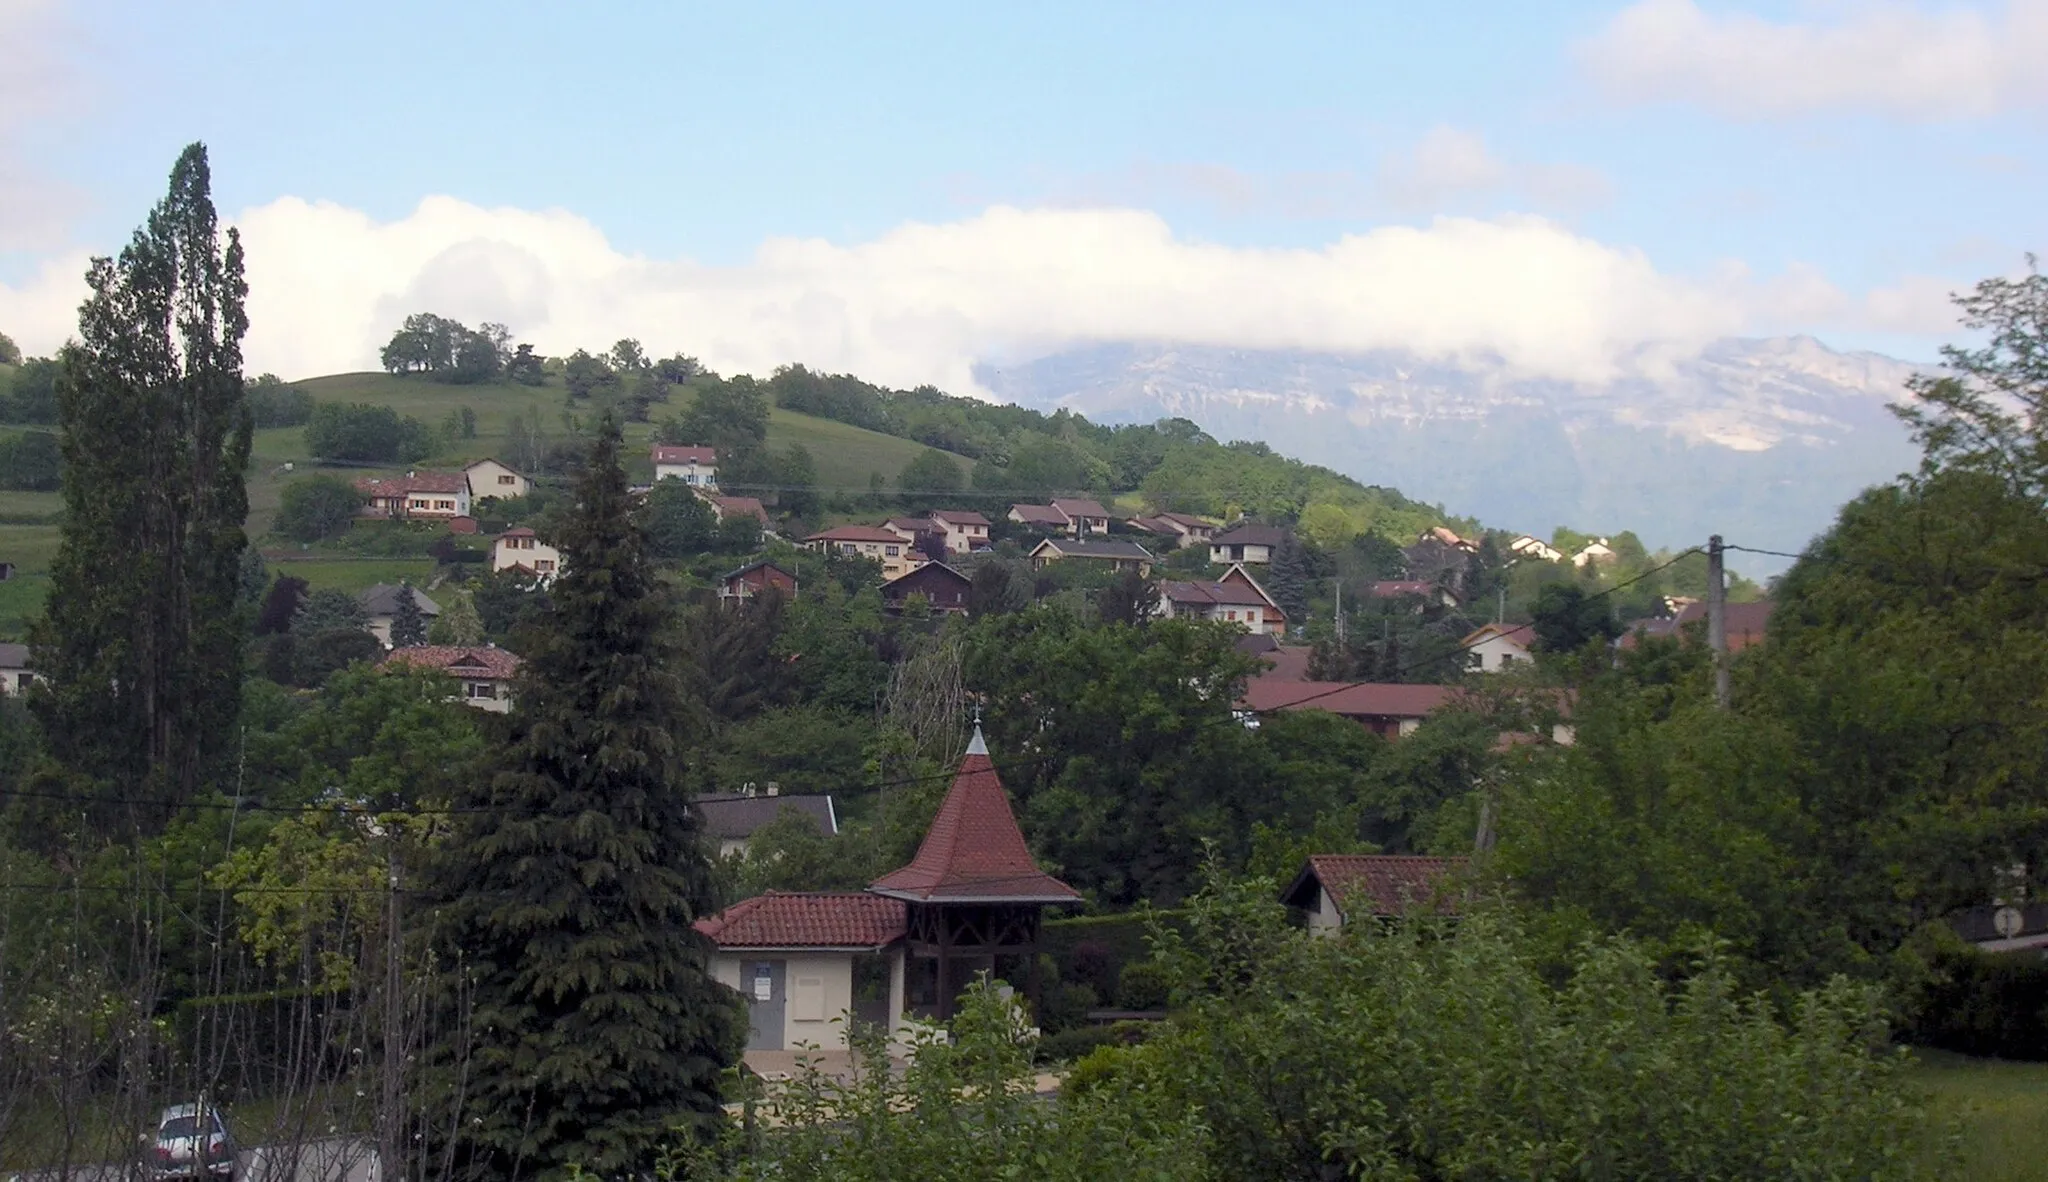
[868,727,1081,1021]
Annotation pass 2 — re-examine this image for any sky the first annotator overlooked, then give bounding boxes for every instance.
[1,0,2043,392]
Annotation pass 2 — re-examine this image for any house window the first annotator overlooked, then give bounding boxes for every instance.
[465,682,498,700]
[535,560,555,573]
[885,546,900,557]
[498,474,515,485]
[1499,653,1516,665]
[436,499,456,510]
[1226,610,1237,621]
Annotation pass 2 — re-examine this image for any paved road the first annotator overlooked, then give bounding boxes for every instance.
[10,1136,377,1182]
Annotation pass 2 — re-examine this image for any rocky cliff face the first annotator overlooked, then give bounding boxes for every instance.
[975,337,1929,574]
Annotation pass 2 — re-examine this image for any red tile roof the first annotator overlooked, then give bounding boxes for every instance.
[694,892,906,949]
[869,736,1081,904]
[501,526,537,539]
[652,445,717,465]
[356,471,468,496]
[807,525,911,544]
[382,645,522,679]
[1369,581,1441,598]
[1620,600,1774,652]
[711,495,772,525]
[1241,679,1453,720]
[1288,854,1469,918]
[1161,579,1272,608]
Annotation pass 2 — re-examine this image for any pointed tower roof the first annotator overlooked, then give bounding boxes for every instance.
[868,729,1081,904]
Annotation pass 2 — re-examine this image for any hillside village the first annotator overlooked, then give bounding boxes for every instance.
[1,151,2043,1181]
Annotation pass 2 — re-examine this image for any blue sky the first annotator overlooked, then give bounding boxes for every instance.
[2,0,2043,382]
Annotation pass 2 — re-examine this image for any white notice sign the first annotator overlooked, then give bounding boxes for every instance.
[753,966,773,1002]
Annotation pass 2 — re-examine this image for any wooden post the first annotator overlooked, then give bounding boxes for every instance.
[1707,535,1729,710]
[935,909,952,1023]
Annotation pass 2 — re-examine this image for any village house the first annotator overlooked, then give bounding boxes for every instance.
[883,516,939,544]
[1461,622,1535,671]
[925,510,992,554]
[0,642,33,695]
[1421,526,1478,553]
[355,471,472,520]
[697,788,839,858]
[463,457,528,500]
[703,492,773,528]
[359,583,441,648]
[1236,633,1313,681]
[381,644,521,712]
[803,525,924,579]
[1573,538,1617,568]
[881,562,973,615]
[1508,534,1563,563]
[720,560,799,605]
[696,729,1080,1059]
[1028,537,1154,576]
[1368,580,1461,610]
[1007,499,1111,538]
[491,527,561,581]
[652,444,718,487]
[1621,600,1775,652]
[1127,511,1218,550]
[1239,679,1453,738]
[1208,523,1288,565]
[1157,563,1286,635]
[1281,854,1469,937]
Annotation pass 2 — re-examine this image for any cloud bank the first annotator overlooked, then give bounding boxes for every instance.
[1581,0,2048,119]
[0,195,1956,393]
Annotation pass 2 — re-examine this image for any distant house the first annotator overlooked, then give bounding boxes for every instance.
[463,457,528,500]
[1128,511,1217,550]
[1236,633,1313,681]
[1007,499,1111,538]
[1368,580,1460,610]
[881,562,973,615]
[1028,537,1154,575]
[1280,854,1469,937]
[0,642,33,696]
[720,560,799,605]
[1621,600,1774,653]
[1158,563,1286,635]
[652,444,718,487]
[359,583,441,648]
[1209,523,1288,565]
[355,471,472,520]
[1572,538,1617,568]
[883,517,937,543]
[1508,534,1563,563]
[1461,622,1535,672]
[1239,679,1452,738]
[697,790,839,859]
[381,644,521,712]
[803,525,923,579]
[491,527,561,581]
[704,493,773,527]
[1422,526,1477,553]
[925,510,992,554]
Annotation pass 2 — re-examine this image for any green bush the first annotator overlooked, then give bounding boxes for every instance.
[1907,937,2048,1060]
[1116,961,1171,1011]
[1036,1020,1152,1066]
[274,475,364,542]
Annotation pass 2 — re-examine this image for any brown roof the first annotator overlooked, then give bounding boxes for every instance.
[1283,854,1469,918]
[0,642,27,669]
[1211,523,1289,548]
[1051,497,1111,520]
[1235,640,1312,681]
[1127,515,1177,536]
[1621,600,1774,652]
[1009,503,1068,526]
[359,583,441,617]
[711,495,772,525]
[1241,679,1453,720]
[869,733,1081,904]
[356,471,467,496]
[928,509,991,527]
[382,645,521,679]
[695,793,837,840]
[1158,512,1212,530]
[501,526,538,539]
[807,525,910,544]
[652,444,717,465]
[1031,538,1155,561]
[694,892,906,950]
[1369,581,1441,598]
[1161,579,1271,608]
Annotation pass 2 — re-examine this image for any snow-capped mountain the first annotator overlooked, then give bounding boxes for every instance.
[974,337,1929,576]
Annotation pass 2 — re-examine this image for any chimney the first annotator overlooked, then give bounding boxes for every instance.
[765,782,780,797]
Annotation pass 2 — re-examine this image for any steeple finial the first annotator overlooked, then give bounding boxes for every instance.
[967,703,988,756]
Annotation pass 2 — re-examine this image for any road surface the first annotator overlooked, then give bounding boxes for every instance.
[10,1136,376,1182]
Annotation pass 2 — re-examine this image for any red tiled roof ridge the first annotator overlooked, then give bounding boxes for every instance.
[382,644,521,679]
[869,749,1081,903]
[694,891,906,948]
[1306,853,1470,917]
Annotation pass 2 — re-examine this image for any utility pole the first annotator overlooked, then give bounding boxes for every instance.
[1496,586,1505,625]
[379,840,403,1182]
[1707,534,1729,709]
[1333,577,1344,644]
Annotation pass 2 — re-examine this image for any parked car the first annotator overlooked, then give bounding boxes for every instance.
[149,1103,236,1181]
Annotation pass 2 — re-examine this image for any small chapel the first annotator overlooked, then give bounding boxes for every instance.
[695,727,1079,1055]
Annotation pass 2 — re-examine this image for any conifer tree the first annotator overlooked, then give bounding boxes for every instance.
[428,414,742,1178]
[30,143,252,814]
[1268,531,1310,626]
[388,579,427,648]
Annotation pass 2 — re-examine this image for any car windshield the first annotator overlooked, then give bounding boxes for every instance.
[159,1114,220,1139]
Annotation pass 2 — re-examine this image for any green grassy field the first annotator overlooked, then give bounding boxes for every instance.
[1912,1048,2048,1179]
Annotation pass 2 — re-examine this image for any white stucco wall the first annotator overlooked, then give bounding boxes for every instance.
[1307,886,1343,937]
[1467,633,1530,672]
[712,951,902,1051]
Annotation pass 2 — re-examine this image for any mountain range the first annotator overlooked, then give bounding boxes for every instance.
[976,337,1929,577]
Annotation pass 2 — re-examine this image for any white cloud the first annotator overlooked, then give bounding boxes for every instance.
[1580,0,2048,119]
[1377,126,1614,212]
[0,194,1954,388]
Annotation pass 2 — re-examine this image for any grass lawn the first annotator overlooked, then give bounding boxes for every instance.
[259,555,437,595]
[1911,1047,2048,1179]
[0,487,60,523]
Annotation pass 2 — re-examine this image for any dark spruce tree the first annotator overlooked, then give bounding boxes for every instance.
[388,579,428,648]
[428,414,743,1179]
[29,143,252,817]
[1267,530,1310,626]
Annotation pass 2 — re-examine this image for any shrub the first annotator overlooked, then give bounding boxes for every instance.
[1906,937,2048,1060]
[275,475,363,542]
[1116,961,1171,1011]
[1036,1020,1151,1067]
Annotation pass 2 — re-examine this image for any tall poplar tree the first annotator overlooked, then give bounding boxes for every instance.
[30,143,252,816]
[428,414,742,1178]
